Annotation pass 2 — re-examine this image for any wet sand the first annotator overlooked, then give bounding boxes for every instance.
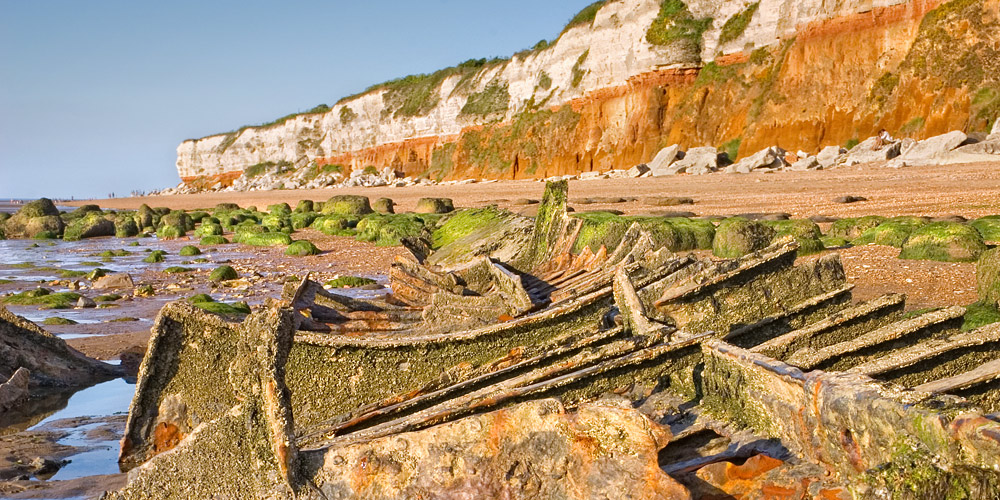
[75,161,1000,219]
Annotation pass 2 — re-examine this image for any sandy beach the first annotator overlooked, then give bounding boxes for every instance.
[74,162,1000,219]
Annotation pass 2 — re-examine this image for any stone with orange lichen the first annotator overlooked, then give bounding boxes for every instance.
[309,399,690,499]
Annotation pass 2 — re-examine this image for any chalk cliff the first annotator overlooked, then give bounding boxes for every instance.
[176,0,1000,188]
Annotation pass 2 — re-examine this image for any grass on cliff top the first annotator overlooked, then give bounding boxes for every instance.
[563,1,607,34]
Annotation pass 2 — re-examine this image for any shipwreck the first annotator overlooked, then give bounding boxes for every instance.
[109,181,1000,499]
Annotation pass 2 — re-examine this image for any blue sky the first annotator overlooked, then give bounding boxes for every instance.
[0,0,597,199]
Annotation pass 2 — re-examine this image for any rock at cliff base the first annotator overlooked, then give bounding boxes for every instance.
[815,146,846,168]
[668,146,719,175]
[899,131,969,162]
[789,156,819,171]
[626,164,650,178]
[373,198,395,214]
[726,146,787,174]
[842,137,902,166]
[322,195,373,216]
[93,273,135,290]
[712,217,777,258]
[415,198,455,214]
[649,145,682,176]
[63,213,115,241]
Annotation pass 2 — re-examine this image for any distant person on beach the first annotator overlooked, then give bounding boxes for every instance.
[874,128,893,150]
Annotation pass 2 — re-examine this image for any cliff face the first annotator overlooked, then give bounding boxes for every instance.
[177,0,1000,186]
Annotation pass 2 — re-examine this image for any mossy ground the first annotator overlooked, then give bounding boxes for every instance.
[899,222,986,262]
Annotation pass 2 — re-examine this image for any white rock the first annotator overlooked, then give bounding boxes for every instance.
[648,145,681,177]
[667,146,718,175]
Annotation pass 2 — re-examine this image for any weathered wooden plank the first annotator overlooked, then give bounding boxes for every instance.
[914,358,1000,394]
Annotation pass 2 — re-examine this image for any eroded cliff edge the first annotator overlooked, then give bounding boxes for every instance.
[177,0,999,187]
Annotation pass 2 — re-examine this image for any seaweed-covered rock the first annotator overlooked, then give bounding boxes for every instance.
[763,219,825,255]
[179,245,201,256]
[200,235,230,245]
[267,203,292,216]
[373,198,395,214]
[234,231,292,246]
[852,216,929,248]
[63,212,115,241]
[135,204,158,228]
[143,250,166,263]
[4,198,65,238]
[355,214,436,246]
[415,197,455,214]
[294,200,314,213]
[712,218,777,258]
[160,210,194,231]
[977,248,1000,308]
[285,240,321,256]
[971,216,1000,242]
[214,203,241,213]
[194,222,224,237]
[322,195,373,216]
[209,265,238,282]
[115,214,140,238]
[899,222,986,262]
[261,214,293,233]
[571,212,713,253]
[289,212,318,230]
[827,215,887,240]
[311,215,358,236]
[156,225,184,240]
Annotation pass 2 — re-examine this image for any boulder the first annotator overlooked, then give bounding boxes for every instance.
[648,144,682,176]
[115,214,140,238]
[726,146,787,174]
[63,212,115,241]
[833,195,867,204]
[0,305,120,390]
[712,218,777,258]
[841,137,902,166]
[322,195,373,216]
[815,145,846,168]
[626,164,650,178]
[899,222,986,262]
[415,198,455,214]
[294,200,314,213]
[898,131,969,162]
[667,146,719,175]
[373,198,395,214]
[76,296,97,309]
[3,198,65,238]
[789,156,819,171]
[93,273,135,290]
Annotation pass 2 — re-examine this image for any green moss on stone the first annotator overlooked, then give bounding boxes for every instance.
[853,217,930,248]
[200,235,230,245]
[827,215,887,240]
[322,195,373,216]
[3,288,81,309]
[899,222,986,262]
[763,219,825,255]
[970,216,1000,241]
[42,316,77,325]
[143,250,167,263]
[234,231,293,247]
[285,240,321,256]
[713,217,776,258]
[355,213,438,247]
[179,245,201,256]
[325,276,377,288]
[209,265,238,282]
[163,266,193,274]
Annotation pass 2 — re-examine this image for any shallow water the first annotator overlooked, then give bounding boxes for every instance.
[30,378,136,480]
